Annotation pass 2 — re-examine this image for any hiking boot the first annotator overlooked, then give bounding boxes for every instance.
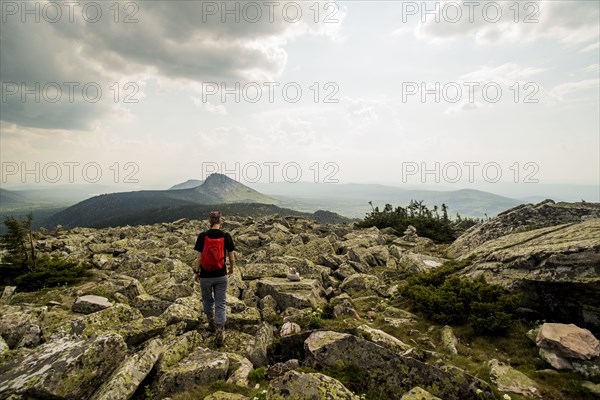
[215,325,225,347]
[206,314,215,332]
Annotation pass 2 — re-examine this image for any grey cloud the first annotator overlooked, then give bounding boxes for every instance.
[1,0,328,130]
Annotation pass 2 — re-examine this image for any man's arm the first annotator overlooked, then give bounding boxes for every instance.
[227,251,235,275]
[194,252,201,282]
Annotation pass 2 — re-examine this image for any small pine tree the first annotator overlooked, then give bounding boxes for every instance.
[1,213,36,286]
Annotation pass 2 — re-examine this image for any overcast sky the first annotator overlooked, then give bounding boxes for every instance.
[1,1,598,197]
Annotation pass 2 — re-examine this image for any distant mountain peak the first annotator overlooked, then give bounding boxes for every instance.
[202,173,237,186]
[169,179,203,190]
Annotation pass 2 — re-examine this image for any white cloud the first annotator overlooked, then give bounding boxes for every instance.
[413,1,599,46]
[190,96,227,115]
[582,42,600,53]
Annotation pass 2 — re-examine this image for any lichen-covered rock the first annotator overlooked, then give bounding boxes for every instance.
[441,325,459,355]
[203,391,250,400]
[455,218,600,331]
[259,295,279,323]
[161,303,199,330]
[401,387,441,400]
[356,325,412,353]
[488,359,540,398]
[218,330,254,357]
[146,276,190,302]
[304,331,493,400]
[256,278,324,310]
[0,333,127,399]
[70,303,142,337]
[267,370,359,400]
[115,277,146,300]
[267,359,300,378]
[91,338,163,400]
[154,347,229,397]
[118,317,166,347]
[16,324,42,348]
[227,307,262,333]
[247,322,275,368]
[339,274,382,297]
[536,323,600,360]
[0,305,45,349]
[241,263,289,280]
[284,237,336,264]
[0,286,16,305]
[226,353,253,387]
[156,330,204,373]
[448,200,600,257]
[280,321,302,337]
[0,336,8,355]
[132,293,172,317]
[348,245,389,267]
[398,253,447,273]
[72,295,113,314]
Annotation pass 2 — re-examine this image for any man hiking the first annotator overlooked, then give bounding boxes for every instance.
[193,211,235,346]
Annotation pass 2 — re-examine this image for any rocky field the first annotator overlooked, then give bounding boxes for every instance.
[0,200,599,400]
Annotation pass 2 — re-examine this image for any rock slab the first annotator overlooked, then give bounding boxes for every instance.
[536,323,600,360]
[0,333,127,399]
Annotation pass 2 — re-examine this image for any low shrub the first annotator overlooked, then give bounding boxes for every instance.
[404,262,520,335]
[13,256,92,292]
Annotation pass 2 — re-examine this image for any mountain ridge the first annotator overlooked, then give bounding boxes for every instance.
[44,174,279,228]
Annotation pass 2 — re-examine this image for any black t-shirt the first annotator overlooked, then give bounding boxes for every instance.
[194,229,235,278]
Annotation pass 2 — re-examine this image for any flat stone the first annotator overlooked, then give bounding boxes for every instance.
[267,370,359,400]
[536,323,600,360]
[488,359,540,398]
[72,295,113,314]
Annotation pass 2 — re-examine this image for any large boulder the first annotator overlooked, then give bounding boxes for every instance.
[447,200,600,257]
[0,333,127,399]
[256,278,324,310]
[154,347,229,397]
[91,338,163,400]
[455,218,600,332]
[267,370,360,400]
[535,323,600,360]
[304,331,493,400]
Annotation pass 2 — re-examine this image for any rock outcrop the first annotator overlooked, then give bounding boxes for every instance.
[304,330,494,399]
[449,203,600,332]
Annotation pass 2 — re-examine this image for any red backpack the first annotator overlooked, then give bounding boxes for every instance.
[201,236,225,271]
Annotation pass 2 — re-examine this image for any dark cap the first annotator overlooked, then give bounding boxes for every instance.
[209,211,221,226]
